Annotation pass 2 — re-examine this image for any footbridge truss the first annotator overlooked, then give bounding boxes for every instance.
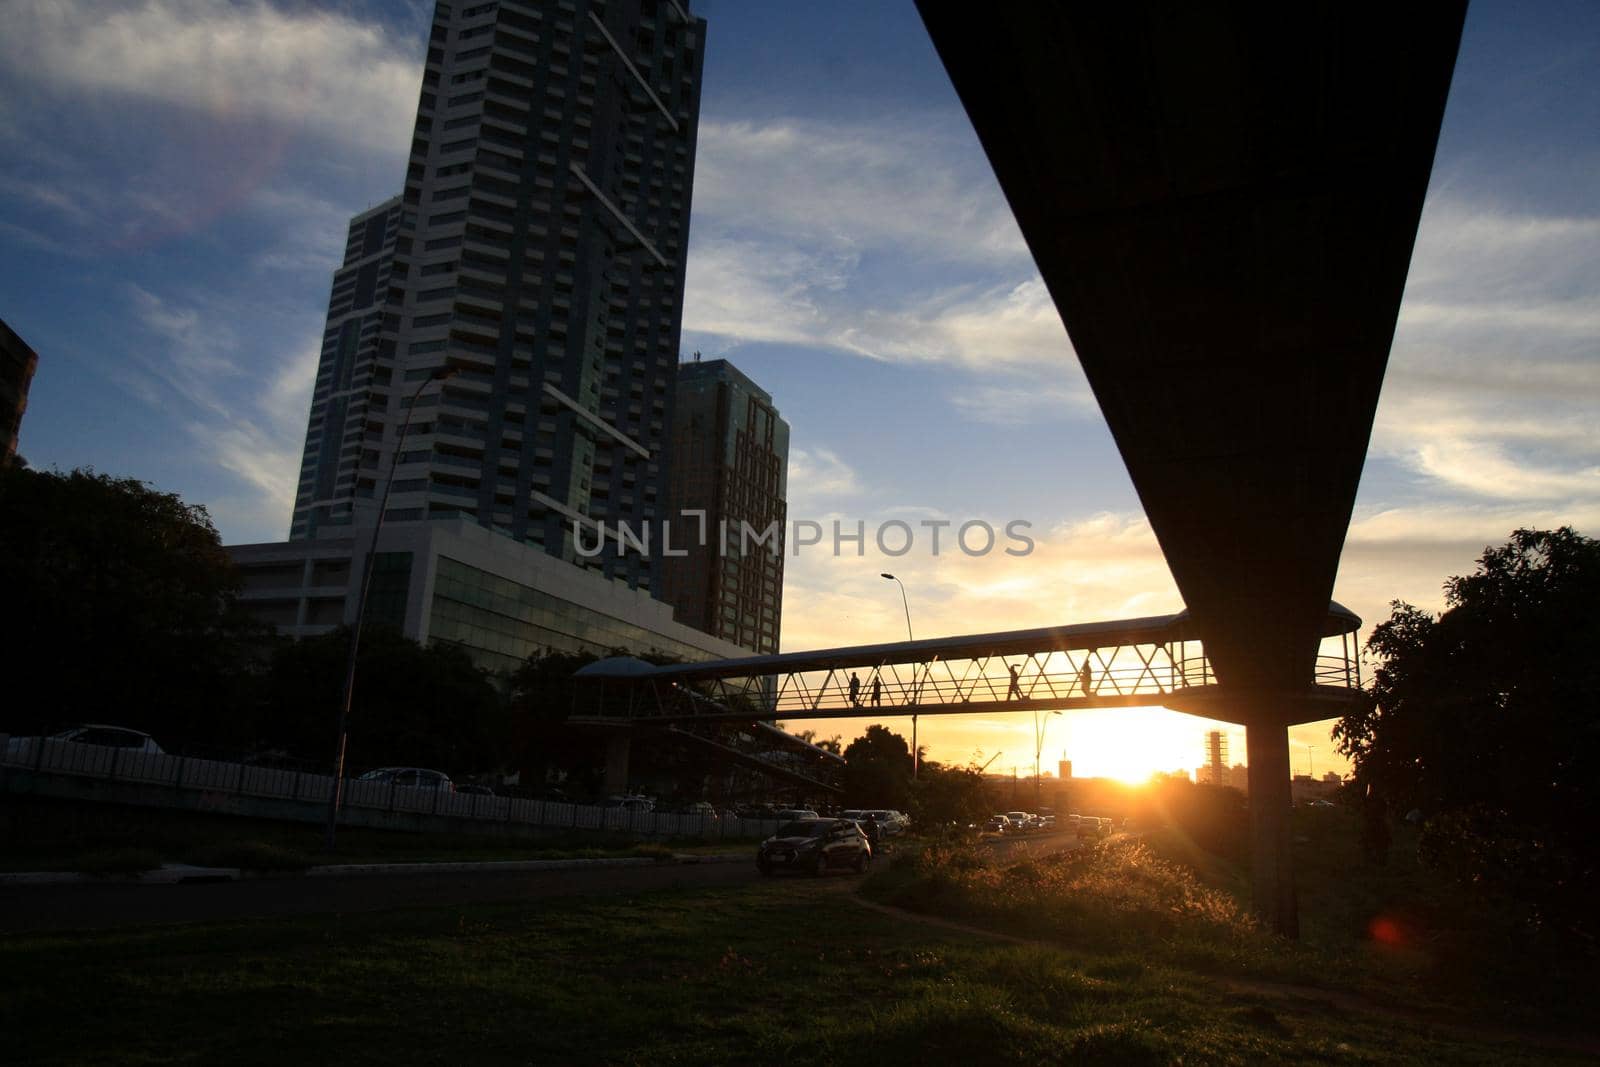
[575,603,1365,728]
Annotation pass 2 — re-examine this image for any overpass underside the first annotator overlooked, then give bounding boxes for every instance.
[912,2,1467,936]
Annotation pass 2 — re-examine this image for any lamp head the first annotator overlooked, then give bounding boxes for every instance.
[880,573,896,581]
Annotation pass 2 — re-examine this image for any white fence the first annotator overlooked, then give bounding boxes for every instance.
[0,735,781,840]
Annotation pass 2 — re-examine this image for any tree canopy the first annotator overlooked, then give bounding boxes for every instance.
[0,466,265,745]
[842,724,913,809]
[1333,528,1600,936]
[259,626,505,775]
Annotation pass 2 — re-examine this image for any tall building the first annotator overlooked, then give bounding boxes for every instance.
[290,0,706,599]
[0,317,38,466]
[235,0,740,673]
[663,358,788,653]
[290,198,405,538]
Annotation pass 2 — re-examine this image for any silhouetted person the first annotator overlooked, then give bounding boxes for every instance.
[849,671,861,706]
[871,674,882,706]
[1008,664,1022,700]
[1079,659,1094,695]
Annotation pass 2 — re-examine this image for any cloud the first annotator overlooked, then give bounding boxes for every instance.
[0,0,422,155]
[683,115,1083,377]
[786,447,861,504]
[694,117,1029,267]
[1375,197,1600,504]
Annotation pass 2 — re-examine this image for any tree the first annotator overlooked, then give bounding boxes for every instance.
[0,466,266,747]
[260,626,505,774]
[907,759,990,829]
[1333,528,1600,935]
[842,724,913,809]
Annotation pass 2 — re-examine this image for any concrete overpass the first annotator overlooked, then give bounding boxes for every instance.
[914,2,1467,934]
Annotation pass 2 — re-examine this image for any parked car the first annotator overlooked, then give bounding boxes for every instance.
[757,818,872,876]
[356,767,454,792]
[865,809,908,835]
[5,724,165,760]
[772,808,818,821]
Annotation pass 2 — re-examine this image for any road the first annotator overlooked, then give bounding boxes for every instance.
[0,858,760,934]
[0,831,1081,935]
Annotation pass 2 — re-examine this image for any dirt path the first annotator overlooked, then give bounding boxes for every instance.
[848,894,1600,1058]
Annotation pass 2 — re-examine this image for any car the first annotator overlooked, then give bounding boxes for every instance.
[984,815,1009,834]
[455,784,495,796]
[864,809,909,835]
[757,818,872,876]
[356,767,454,792]
[1040,814,1057,830]
[5,724,166,760]
[1005,811,1031,831]
[772,808,819,821]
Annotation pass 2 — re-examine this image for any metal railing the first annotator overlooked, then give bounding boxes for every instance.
[0,735,777,841]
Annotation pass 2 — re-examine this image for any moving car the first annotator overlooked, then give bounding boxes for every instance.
[757,818,872,876]
[985,815,1009,834]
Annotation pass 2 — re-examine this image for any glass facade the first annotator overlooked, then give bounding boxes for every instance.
[363,551,414,630]
[428,556,727,674]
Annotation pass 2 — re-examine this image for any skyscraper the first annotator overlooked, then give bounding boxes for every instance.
[238,0,742,672]
[291,0,706,600]
[663,357,788,653]
[290,198,404,538]
[0,316,38,466]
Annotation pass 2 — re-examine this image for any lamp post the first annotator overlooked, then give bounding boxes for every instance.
[1033,709,1062,806]
[323,366,458,850]
[881,572,918,778]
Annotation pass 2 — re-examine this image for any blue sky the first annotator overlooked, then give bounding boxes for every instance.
[2,1,1596,779]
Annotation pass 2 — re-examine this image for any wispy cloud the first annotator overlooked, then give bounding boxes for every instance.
[1373,197,1600,505]
[695,117,1028,267]
[0,0,422,155]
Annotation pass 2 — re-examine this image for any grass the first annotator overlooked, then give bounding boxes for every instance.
[0,796,740,873]
[0,878,1577,1065]
[865,813,1600,1033]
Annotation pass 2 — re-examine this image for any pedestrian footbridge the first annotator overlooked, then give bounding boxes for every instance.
[574,602,1364,727]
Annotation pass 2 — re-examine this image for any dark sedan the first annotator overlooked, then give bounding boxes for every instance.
[757,819,872,876]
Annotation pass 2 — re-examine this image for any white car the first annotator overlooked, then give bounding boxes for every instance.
[356,767,454,792]
[5,724,165,761]
[773,808,819,821]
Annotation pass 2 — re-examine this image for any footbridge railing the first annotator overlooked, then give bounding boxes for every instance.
[575,603,1364,725]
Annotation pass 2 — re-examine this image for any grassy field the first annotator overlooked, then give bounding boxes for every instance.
[865,813,1600,1035]
[0,796,741,873]
[2,877,1580,1065]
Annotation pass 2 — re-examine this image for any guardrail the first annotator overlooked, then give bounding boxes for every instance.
[0,735,780,841]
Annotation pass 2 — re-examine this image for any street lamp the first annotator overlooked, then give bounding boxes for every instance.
[881,572,918,778]
[1033,709,1062,805]
[323,365,459,850]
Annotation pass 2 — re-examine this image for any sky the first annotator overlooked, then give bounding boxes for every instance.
[2,1,1596,783]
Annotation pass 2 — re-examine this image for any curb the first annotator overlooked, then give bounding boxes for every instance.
[0,852,754,887]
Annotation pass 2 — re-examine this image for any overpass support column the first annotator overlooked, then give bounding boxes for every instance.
[603,733,631,795]
[1245,719,1297,938]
